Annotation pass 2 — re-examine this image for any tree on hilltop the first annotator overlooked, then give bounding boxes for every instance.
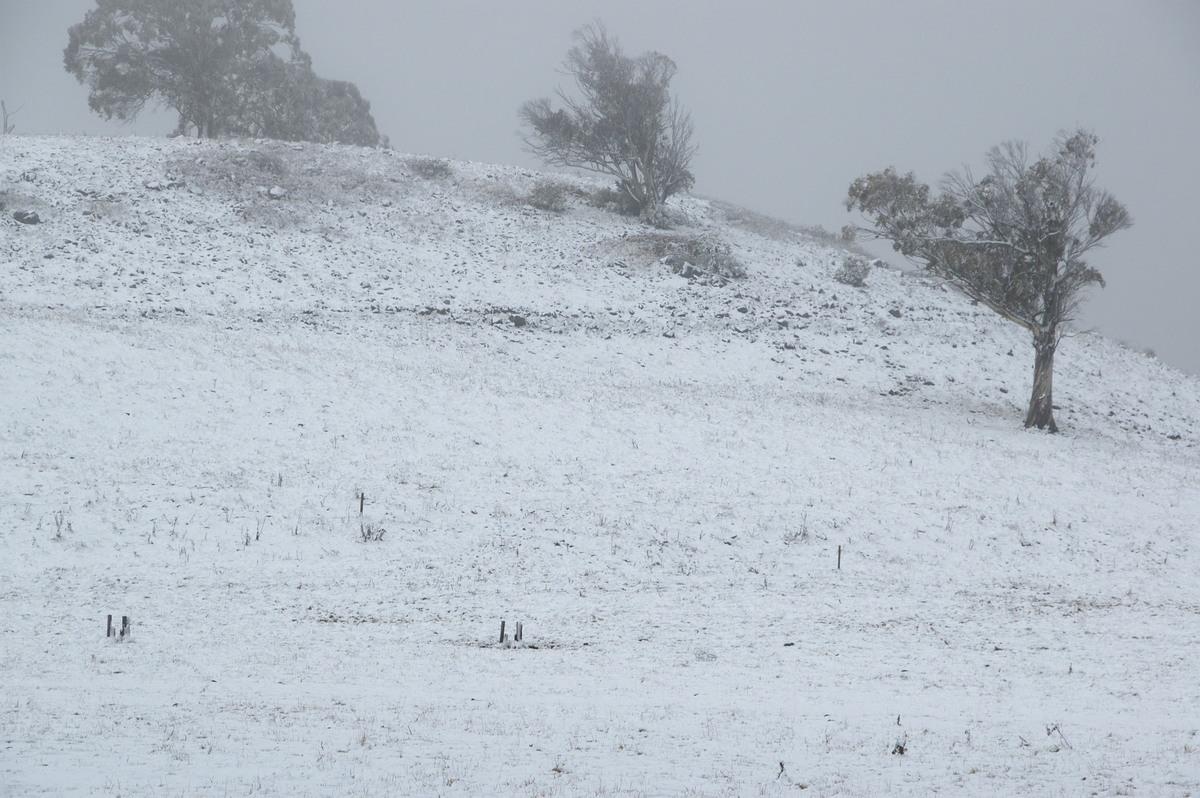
[846,129,1132,432]
[520,22,696,223]
[228,57,382,147]
[64,0,380,146]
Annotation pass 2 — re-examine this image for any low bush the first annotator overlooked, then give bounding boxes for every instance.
[662,234,747,282]
[408,157,453,180]
[834,255,871,287]
[527,180,569,213]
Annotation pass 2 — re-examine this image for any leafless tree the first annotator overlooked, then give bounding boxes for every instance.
[846,129,1132,432]
[1,100,20,134]
[520,22,696,222]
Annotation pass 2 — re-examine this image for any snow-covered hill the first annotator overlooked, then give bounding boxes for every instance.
[2,135,1198,796]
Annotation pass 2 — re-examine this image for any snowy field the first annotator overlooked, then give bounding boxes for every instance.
[2,136,1199,796]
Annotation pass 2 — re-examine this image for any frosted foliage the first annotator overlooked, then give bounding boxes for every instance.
[834,255,871,287]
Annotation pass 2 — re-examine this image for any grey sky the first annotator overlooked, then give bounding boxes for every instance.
[3,0,1198,375]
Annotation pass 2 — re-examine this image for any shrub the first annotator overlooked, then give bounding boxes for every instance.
[244,150,287,177]
[359,520,385,542]
[170,148,288,195]
[408,157,453,180]
[834,255,871,287]
[589,185,639,216]
[527,180,569,213]
[663,234,746,281]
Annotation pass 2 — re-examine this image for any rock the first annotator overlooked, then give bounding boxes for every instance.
[13,210,41,224]
[268,186,287,200]
[509,314,527,328]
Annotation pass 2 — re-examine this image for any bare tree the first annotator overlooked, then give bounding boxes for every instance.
[1,100,20,134]
[520,22,696,222]
[846,129,1132,432]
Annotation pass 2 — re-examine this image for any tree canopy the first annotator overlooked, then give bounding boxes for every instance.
[520,23,696,222]
[64,0,380,146]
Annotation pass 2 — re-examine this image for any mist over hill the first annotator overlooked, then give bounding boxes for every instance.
[3,136,1199,796]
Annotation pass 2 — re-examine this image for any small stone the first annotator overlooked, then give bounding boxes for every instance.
[13,210,41,224]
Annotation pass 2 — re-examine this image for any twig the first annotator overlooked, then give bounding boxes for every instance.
[1046,723,1072,750]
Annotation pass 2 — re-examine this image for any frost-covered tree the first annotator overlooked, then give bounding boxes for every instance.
[846,130,1131,432]
[520,22,696,222]
[64,0,304,138]
[228,59,380,147]
[63,0,380,146]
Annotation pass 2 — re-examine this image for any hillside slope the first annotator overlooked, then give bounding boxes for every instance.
[2,135,1199,797]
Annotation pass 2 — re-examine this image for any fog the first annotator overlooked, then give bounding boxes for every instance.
[2,0,1197,374]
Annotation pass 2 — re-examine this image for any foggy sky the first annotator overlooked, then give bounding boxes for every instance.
[2,0,1198,375]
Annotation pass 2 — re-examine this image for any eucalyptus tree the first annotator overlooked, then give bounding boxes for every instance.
[521,22,696,223]
[64,0,379,146]
[846,130,1131,431]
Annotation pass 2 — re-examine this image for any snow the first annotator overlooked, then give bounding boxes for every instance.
[2,135,1199,796]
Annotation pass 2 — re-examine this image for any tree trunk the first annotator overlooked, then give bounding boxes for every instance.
[1024,333,1058,432]
[200,115,219,139]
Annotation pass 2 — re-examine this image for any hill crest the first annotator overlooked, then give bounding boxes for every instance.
[3,134,1196,445]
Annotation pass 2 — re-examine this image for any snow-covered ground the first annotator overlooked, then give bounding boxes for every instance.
[2,135,1198,796]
